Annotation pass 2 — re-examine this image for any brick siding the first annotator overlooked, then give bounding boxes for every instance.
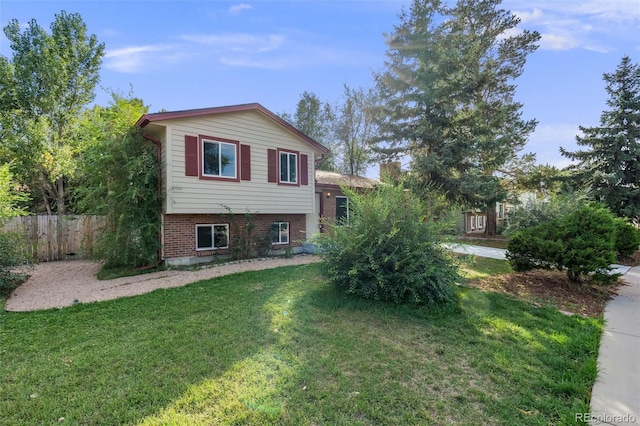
[163,213,307,259]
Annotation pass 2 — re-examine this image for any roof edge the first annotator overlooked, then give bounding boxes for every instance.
[135,103,329,154]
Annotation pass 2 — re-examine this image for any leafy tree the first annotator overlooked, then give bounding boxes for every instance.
[508,163,571,199]
[74,95,160,269]
[376,0,540,235]
[334,84,379,175]
[280,91,337,170]
[561,56,640,221]
[0,164,29,221]
[314,183,459,306]
[0,11,104,214]
[502,190,589,235]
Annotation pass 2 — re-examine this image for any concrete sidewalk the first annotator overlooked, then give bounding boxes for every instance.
[590,266,640,425]
[447,243,508,260]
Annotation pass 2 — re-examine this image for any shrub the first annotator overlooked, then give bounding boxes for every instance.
[0,231,30,296]
[314,184,459,306]
[76,130,161,269]
[0,163,31,296]
[223,206,258,260]
[506,220,564,272]
[507,204,618,283]
[614,218,640,257]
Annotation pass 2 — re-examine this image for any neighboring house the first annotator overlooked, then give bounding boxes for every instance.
[136,103,329,266]
[314,170,379,230]
[458,193,539,233]
[460,206,501,234]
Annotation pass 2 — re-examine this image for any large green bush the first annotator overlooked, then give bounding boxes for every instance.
[314,184,459,306]
[506,204,618,283]
[76,129,160,269]
[75,96,160,270]
[614,218,640,257]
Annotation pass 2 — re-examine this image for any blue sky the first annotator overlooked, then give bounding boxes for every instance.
[1,0,639,176]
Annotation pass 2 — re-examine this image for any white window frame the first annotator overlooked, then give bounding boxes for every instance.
[195,224,229,251]
[336,196,349,225]
[279,151,298,184]
[271,221,290,245]
[202,139,237,179]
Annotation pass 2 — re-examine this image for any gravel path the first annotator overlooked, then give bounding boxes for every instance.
[4,255,321,312]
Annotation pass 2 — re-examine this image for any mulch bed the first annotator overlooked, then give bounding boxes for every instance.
[466,269,622,318]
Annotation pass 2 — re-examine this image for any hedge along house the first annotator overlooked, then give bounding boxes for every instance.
[136,103,329,266]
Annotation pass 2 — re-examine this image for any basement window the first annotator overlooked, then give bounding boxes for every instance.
[196,224,229,250]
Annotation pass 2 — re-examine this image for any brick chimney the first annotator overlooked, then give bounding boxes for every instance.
[379,161,401,180]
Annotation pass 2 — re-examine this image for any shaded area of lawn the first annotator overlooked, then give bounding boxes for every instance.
[1,263,602,425]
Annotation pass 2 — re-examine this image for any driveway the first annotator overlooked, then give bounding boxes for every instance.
[4,255,320,312]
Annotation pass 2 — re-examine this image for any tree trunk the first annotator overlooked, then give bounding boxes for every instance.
[41,187,52,216]
[485,207,497,236]
[56,177,65,215]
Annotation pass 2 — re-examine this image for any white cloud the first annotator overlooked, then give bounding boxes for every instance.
[105,27,375,74]
[540,33,578,51]
[505,0,639,52]
[514,8,543,23]
[219,56,288,70]
[229,4,253,15]
[104,44,180,73]
[181,33,285,54]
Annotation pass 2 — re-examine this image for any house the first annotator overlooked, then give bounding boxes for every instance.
[459,202,511,234]
[136,103,329,266]
[315,170,379,230]
[458,193,539,233]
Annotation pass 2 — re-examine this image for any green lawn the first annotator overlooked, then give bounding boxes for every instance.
[1,263,601,425]
[458,255,513,279]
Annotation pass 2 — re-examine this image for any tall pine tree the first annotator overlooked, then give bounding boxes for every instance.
[561,56,640,221]
[376,0,539,234]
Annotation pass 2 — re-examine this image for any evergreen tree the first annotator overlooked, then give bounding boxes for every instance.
[561,56,640,221]
[376,0,540,234]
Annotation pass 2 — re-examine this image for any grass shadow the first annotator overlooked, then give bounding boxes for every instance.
[0,267,294,425]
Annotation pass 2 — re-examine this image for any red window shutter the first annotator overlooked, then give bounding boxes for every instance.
[267,149,277,183]
[240,144,251,181]
[185,135,198,176]
[300,154,308,185]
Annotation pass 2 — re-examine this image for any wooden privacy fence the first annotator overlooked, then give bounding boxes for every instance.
[2,215,105,262]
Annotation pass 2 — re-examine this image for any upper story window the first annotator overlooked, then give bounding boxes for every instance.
[280,151,297,184]
[202,139,237,178]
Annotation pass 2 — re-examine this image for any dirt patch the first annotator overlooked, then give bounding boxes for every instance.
[618,250,640,267]
[465,269,621,318]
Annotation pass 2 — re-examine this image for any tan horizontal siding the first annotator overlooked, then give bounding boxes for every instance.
[155,110,316,215]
